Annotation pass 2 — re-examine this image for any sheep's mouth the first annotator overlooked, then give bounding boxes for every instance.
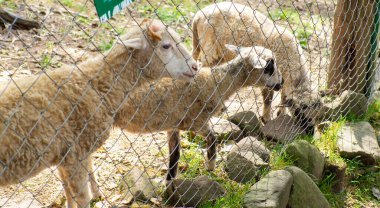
[182,72,195,78]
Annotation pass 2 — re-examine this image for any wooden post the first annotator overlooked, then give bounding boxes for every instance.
[327,0,378,96]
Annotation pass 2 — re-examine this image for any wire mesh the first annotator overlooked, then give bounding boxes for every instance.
[0,0,379,207]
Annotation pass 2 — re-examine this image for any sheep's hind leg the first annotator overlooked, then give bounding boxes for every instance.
[166,130,181,185]
[63,160,92,208]
[197,126,217,171]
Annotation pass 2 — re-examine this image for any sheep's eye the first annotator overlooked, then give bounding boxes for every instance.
[162,44,172,49]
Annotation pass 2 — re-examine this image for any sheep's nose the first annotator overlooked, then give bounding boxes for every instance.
[191,63,198,71]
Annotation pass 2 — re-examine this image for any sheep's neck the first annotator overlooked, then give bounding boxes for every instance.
[208,61,250,101]
[80,50,141,113]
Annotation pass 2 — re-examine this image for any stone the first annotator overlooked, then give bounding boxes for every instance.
[285,140,325,180]
[243,170,293,208]
[370,91,380,103]
[228,111,262,136]
[165,175,225,207]
[261,115,307,143]
[285,166,331,208]
[209,117,244,142]
[317,90,368,122]
[225,151,268,183]
[118,167,156,202]
[337,121,380,165]
[324,160,347,193]
[231,136,271,162]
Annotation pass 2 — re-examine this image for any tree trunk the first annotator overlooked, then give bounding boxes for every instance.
[327,0,378,96]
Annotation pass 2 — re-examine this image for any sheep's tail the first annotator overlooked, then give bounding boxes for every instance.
[192,18,201,61]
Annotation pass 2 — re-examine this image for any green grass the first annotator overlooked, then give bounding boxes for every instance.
[269,8,314,49]
[136,0,217,25]
[98,40,114,52]
[40,54,52,68]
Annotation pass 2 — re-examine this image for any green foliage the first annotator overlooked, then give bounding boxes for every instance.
[365,100,380,128]
[200,180,252,208]
[313,120,346,165]
[318,173,346,208]
[61,0,74,8]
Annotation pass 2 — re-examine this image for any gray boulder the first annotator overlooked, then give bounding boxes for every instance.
[165,175,225,207]
[230,136,271,162]
[225,151,268,183]
[228,111,262,136]
[337,121,380,165]
[261,115,307,143]
[118,167,156,202]
[243,170,293,208]
[210,117,244,142]
[285,140,325,180]
[285,166,331,208]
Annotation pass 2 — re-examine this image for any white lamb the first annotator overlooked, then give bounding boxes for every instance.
[111,45,282,184]
[0,20,198,208]
[192,2,319,122]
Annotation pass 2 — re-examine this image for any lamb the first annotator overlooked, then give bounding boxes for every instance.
[111,45,283,184]
[0,20,198,208]
[192,2,319,122]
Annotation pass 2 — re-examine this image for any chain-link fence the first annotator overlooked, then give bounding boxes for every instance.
[0,0,379,207]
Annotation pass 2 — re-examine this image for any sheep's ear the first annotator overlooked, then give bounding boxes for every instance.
[118,38,147,50]
[147,23,163,41]
[225,44,240,54]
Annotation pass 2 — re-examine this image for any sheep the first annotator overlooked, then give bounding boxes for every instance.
[192,2,319,123]
[110,45,283,184]
[0,19,198,208]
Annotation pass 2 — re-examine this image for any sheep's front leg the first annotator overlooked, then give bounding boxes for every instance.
[277,92,287,116]
[262,88,274,123]
[166,130,181,185]
[87,158,104,200]
[62,160,92,208]
[58,167,76,208]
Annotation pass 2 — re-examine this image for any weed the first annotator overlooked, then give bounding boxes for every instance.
[269,144,295,170]
[61,0,74,8]
[40,54,52,68]
[98,40,114,52]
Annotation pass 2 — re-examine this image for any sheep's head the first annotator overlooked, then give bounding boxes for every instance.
[114,19,198,81]
[225,44,284,91]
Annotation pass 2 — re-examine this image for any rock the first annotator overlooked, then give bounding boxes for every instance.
[285,140,325,180]
[228,111,262,136]
[318,90,368,122]
[231,136,270,162]
[243,170,293,208]
[261,115,307,143]
[165,176,225,207]
[337,121,380,165]
[372,187,380,200]
[210,117,244,142]
[118,167,156,202]
[285,166,331,208]
[225,151,268,183]
[370,91,380,103]
[324,160,347,193]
